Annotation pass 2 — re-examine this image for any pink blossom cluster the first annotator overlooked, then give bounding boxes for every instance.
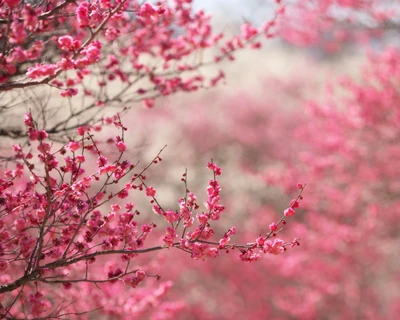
[26,63,58,79]
[0,112,305,318]
[76,2,91,28]
[137,2,165,19]
[278,0,398,51]
[0,0,284,109]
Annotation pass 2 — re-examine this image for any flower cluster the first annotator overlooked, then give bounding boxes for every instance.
[0,112,305,318]
[0,0,284,113]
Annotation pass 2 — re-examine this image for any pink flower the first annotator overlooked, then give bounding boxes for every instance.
[57,35,74,51]
[197,213,209,225]
[125,202,134,211]
[284,207,295,217]
[143,98,155,109]
[290,199,300,208]
[60,88,78,97]
[111,204,121,212]
[76,2,90,28]
[153,204,163,215]
[207,162,222,175]
[105,27,120,41]
[57,58,75,70]
[26,63,57,78]
[77,126,86,136]
[116,141,126,152]
[24,112,33,127]
[97,155,108,167]
[124,270,146,288]
[13,144,22,153]
[226,226,236,236]
[67,141,80,152]
[263,239,284,255]
[219,237,230,248]
[118,189,129,199]
[103,116,113,124]
[136,270,146,281]
[28,129,38,140]
[37,130,48,140]
[241,23,258,40]
[76,155,85,163]
[163,227,177,246]
[99,165,117,174]
[240,250,261,262]
[85,44,101,63]
[99,0,111,9]
[137,2,157,18]
[164,210,179,223]
[206,248,219,259]
[146,186,156,197]
[107,268,123,283]
[269,222,278,232]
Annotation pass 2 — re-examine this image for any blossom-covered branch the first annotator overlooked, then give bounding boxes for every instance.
[0,113,305,317]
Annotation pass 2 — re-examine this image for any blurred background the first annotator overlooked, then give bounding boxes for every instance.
[117,1,400,319]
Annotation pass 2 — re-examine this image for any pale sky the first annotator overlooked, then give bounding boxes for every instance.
[192,0,275,25]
